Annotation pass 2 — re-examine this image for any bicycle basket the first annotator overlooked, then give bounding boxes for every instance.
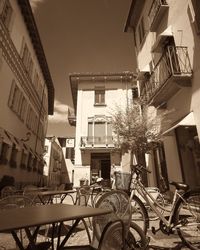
[115,172,131,191]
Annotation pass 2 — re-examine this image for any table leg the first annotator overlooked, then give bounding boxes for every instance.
[11,231,25,250]
[57,219,80,250]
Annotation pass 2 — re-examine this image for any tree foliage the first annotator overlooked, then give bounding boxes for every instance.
[111,99,164,155]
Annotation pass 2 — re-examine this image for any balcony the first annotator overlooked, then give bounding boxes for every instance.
[80,136,115,149]
[148,0,169,32]
[68,109,76,126]
[140,46,192,107]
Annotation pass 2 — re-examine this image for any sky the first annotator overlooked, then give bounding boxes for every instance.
[30,0,136,137]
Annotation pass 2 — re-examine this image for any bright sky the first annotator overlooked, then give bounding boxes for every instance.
[30,0,136,137]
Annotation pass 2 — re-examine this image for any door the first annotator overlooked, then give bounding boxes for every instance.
[175,126,200,188]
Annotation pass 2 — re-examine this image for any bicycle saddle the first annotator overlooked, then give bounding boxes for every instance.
[169,181,189,191]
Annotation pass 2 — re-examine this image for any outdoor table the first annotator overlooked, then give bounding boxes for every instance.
[37,189,77,204]
[0,203,112,250]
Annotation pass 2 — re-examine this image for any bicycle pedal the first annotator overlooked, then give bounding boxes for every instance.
[151,226,160,235]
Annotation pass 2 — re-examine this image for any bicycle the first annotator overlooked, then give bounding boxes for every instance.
[126,164,200,250]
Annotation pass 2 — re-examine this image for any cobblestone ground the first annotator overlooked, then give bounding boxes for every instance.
[0,194,190,250]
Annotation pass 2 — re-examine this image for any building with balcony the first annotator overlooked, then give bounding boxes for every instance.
[69,72,136,186]
[125,0,200,190]
[0,0,54,187]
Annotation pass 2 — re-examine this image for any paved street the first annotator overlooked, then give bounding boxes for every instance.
[0,194,190,250]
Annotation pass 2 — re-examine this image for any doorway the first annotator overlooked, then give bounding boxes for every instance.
[175,126,200,188]
[91,153,111,183]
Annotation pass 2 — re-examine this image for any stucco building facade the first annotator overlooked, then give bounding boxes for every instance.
[69,72,137,186]
[0,0,54,187]
[125,0,200,190]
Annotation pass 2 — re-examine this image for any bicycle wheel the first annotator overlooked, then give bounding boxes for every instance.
[92,188,111,207]
[131,195,149,234]
[125,221,148,250]
[93,190,131,241]
[174,189,200,250]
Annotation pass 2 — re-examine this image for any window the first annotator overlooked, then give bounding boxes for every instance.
[0,142,9,164]
[87,117,113,145]
[8,81,21,114]
[138,17,145,45]
[0,0,13,29]
[19,96,27,121]
[65,148,75,163]
[94,89,105,105]
[21,41,33,78]
[10,144,18,168]
[20,149,27,169]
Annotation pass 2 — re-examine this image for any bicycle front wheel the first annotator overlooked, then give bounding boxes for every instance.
[174,189,200,250]
[131,195,149,234]
[125,221,148,250]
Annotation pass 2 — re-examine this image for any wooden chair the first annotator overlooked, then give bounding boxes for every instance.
[63,220,125,250]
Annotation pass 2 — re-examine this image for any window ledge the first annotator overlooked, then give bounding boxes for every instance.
[94,103,107,107]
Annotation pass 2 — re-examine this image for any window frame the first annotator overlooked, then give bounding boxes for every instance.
[94,88,105,105]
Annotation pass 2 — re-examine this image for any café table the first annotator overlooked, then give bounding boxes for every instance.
[0,203,111,250]
[36,189,77,204]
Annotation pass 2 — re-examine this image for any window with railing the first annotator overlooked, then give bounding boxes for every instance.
[141,46,192,102]
[81,118,113,147]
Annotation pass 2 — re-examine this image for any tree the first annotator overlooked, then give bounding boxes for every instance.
[111,99,166,171]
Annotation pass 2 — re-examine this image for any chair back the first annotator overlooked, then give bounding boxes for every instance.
[98,220,125,250]
[0,195,33,210]
[76,186,91,206]
[93,190,131,242]
[1,185,16,198]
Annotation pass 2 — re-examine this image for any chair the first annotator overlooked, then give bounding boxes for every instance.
[0,195,51,250]
[1,185,16,198]
[0,194,33,209]
[75,186,91,206]
[63,220,125,250]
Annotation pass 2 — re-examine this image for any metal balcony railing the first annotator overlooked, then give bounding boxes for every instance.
[148,0,168,32]
[80,136,114,148]
[141,46,192,104]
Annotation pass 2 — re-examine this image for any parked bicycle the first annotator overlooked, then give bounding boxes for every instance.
[126,164,200,250]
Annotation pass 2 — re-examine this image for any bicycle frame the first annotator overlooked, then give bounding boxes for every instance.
[130,176,184,228]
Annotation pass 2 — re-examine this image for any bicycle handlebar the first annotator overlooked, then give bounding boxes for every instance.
[131,164,151,174]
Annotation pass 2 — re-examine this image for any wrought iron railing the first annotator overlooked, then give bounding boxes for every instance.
[148,0,168,29]
[141,46,192,102]
[80,136,114,147]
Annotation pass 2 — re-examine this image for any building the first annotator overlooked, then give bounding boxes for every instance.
[124,0,200,190]
[69,72,136,186]
[0,0,54,187]
[57,136,75,184]
[43,137,70,188]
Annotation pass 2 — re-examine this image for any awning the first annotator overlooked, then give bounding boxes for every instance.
[151,26,173,53]
[163,112,195,135]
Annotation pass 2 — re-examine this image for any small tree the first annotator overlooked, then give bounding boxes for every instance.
[111,99,165,171]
